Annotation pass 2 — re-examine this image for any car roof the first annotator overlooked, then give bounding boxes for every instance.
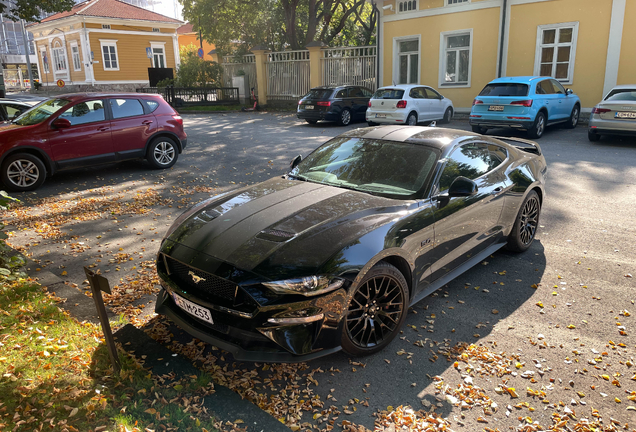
[609,84,636,90]
[0,99,32,105]
[309,85,362,90]
[41,92,163,102]
[339,126,481,151]
[376,84,432,90]
[487,76,547,84]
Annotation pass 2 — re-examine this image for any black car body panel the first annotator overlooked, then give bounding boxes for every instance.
[297,86,373,124]
[156,126,547,362]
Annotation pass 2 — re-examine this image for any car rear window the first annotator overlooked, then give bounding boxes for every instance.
[373,89,405,99]
[304,89,333,99]
[604,89,636,101]
[479,83,529,97]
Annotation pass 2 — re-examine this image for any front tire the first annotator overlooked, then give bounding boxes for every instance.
[506,190,541,252]
[564,105,579,129]
[441,107,453,124]
[147,136,178,169]
[1,153,47,192]
[528,112,546,139]
[339,109,352,126]
[471,125,487,134]
[588,130,601,142]
[406,112,417,126]
[341,262,409,356]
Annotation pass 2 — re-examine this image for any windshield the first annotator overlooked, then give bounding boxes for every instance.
[604,89,636,102]
[14,98,70,126]
[373,88,405,99]
[479,83,529,97]
[290,137,438,198]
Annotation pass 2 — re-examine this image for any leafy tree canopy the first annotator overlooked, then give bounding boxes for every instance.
[158,44,223,87]
[180,0,377,54]
[2,0,76,23]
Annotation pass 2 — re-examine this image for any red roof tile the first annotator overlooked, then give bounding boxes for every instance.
[177,22,194,34]
[37,0,183,24]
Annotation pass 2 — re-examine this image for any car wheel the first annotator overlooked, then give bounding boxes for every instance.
[1,153,47,192]
[565,105,579,129]
[367,121,379,127]
[528,112,546,139]
[471,125,487,134]
[341,261,409,356]
[441,107,453,124]
[339,109,352,126]
[506,190,541,253]
[305,119,318,125]
[588,130,601,142]
[147,136,178,169]
[406,112,417,126]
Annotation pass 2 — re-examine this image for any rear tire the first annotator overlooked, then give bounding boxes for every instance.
[506,190,541,253]
[441,107,453,124]
[528,112,546,139]
[564,105,579,129]
[305,119,318,124]
[341,262,409,356]
[339,109,352,126]
[367,121,379,127]
[147,136,178,169]
[406,112,417,126]
[471,125,487,134]
[588,130,601,142]
[1,153,47,192]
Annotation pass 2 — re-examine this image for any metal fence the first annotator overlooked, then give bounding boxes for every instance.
[321,46,377,91]
[221,54,257,98]
[137,86,239,106]
[266,50,310,101]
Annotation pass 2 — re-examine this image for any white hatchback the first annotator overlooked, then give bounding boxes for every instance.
[366,85,454,126]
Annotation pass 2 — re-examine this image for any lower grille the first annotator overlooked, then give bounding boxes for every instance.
[164,256,238,301]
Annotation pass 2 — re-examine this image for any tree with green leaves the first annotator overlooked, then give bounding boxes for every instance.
[180,0,377,54]
[1,0,75,23]
[159,44,224,88]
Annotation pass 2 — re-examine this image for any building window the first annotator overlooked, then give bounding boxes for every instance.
[152,28,160,32]
[102,24,111,29]
[70,42,81,71]
[440,30,472,86]
[397,1,417,12]
[99,40,119,71]
[395,38,419,84]
[534,22,578,84]
[51,40,67,73]
[40,49,50,74]
[150,42,166,68]
[447,0,469,4]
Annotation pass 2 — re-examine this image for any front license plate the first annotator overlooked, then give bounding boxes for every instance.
[305,105,314,110]
[615,111,636,119]
[173,292,214,324]
[375,113,387,118]
[488,105,505,111]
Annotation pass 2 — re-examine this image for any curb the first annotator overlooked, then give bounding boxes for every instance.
[114,324,289,432]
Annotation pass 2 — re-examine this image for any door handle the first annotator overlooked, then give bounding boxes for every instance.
[98,127,110,131]
[142,120,153,125]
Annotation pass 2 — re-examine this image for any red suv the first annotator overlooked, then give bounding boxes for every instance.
[0,93,187,192]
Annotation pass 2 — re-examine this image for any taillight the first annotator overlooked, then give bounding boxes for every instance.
[317,101,331,107]
[591,107,610,114]
[368,101,372,107]
[396,100,407,109]
[172,115,183,125]
[473,99,483,106]
[511,100,533,107]
[298,100,303,105]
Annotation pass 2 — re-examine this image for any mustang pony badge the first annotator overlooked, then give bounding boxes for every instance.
[188,271,206,284]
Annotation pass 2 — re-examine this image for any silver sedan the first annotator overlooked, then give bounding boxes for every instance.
[588,85,636,141]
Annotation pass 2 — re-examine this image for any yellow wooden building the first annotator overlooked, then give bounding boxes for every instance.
[377,0,633,110]
[28,0,183,91]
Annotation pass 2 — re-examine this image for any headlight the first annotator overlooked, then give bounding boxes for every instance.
[262,276,344,297]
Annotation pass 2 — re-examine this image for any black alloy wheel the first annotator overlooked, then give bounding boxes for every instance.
[507,190,541,252]
[342,262,408,356]
[1,153,47,192]
[340,109,352,126]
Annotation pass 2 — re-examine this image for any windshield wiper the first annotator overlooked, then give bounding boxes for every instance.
[286,173,308,181]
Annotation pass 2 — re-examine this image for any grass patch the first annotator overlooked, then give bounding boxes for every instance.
[0,279,218,432]
[178,105,243,112]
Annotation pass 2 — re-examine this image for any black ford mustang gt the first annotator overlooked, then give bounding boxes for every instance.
[156,126,547,362]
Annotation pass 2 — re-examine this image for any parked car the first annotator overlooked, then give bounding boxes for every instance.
[297,85,374,126]
[0,93,186,192]
[470,76,580,139]
[588,85,636,141]
[366,84,454,126]
[0,99,33,122]
[155,125,547,362]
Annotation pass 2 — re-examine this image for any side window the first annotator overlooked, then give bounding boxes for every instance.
[551,79,566,94]
[361,88,374,98]
[536,80,554,95]
[58,100,106,125]
[143,100,160,113]
[335,89,347,98]
[425,88,442,99]
[5,105,25,120]
[110,99,145,119]
[437,144,491,192]
[348,87,364,98]
[409,87,425,99]
[488,144,508,170]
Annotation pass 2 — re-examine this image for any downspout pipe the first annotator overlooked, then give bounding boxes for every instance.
[497,0,507,78]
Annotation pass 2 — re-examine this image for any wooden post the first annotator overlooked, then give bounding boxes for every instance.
[84,267,120,373]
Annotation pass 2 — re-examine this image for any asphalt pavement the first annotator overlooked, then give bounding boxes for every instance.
[5,112,636,431]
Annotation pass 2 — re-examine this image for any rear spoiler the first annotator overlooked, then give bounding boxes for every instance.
[492,136,542,156]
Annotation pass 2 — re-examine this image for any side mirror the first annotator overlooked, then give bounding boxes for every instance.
[52,118,71,129]
[448,176,478,197]
[566,89,573,95]
[290,154,302,170]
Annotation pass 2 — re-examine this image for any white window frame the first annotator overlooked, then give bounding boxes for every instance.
[99,39,120,71]
[102,24,111,29]
[51,40,68,73]
[40,48,50,74]
[446,0,470,5]
[393,35,421,85]
[150,41,167,68]
[396,1,417,13]
[439,28,473,88]
[533,22,579,85]
[70,41,81,71]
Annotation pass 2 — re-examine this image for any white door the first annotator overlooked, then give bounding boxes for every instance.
[425,88,445,119]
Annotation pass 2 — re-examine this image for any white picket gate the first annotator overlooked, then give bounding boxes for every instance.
[266,50,310,100]
[321,46,377,90]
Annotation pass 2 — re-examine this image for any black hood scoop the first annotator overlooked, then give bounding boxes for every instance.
[256,228,297,242]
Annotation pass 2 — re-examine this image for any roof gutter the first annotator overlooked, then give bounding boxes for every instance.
[497,0,508,78]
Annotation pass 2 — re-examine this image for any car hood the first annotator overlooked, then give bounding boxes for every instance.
[165,177,412,279]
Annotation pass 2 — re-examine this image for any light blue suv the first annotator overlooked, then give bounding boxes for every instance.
[470,76,581,138]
